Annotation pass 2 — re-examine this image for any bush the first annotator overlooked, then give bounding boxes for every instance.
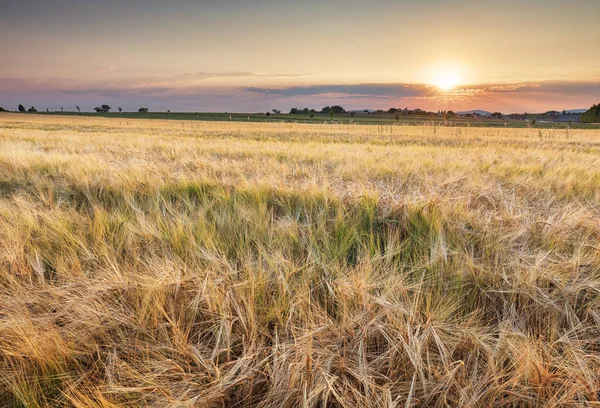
[18,104,26,113]
[581,104,600,123]
[138,107,149,113]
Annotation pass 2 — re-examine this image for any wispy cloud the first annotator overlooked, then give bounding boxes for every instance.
[245,84,435,99]
[245,81,600,99]
[1,75,598,113]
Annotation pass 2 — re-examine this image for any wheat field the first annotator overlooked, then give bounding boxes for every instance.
[1,113,600,407]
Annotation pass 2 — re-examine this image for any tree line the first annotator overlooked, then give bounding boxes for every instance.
[581,104,600,123]
[2,105,151,113]
[3,103,599,123]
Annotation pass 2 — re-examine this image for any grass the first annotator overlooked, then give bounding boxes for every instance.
[11,110,600,129]
[1,112,600,407]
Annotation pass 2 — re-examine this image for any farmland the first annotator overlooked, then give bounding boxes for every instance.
[24,110,600,129]
[1,113,600,407]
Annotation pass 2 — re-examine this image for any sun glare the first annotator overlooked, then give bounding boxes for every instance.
[434,70,460,91]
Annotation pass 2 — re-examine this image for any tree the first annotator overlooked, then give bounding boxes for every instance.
[138,107,148,113]
[118,107,123,113]
[76,105,80,113]
[309,112,314,119]
[272,109,281,115]
[266,112,271,121]
[94,105,111,113]
[0,107,5,112]
[289,108,299,114]
[490,112,503,119]
[28,106,37,113]
[581,104,600,123]
[320,105,346,115]
[60,107,64,112]
[18,104,26,113]
[329,111,334,121]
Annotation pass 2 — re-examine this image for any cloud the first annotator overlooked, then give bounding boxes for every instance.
[245,83,435,99]
[1,75,599,113]
[245,81,600,99]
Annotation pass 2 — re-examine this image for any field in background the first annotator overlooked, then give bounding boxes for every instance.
[20,110,600,129]
[1,113,600,407]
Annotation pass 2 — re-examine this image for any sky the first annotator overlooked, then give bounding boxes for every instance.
[1,0,599,113]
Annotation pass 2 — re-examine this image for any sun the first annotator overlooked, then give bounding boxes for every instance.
[434,70,460,92]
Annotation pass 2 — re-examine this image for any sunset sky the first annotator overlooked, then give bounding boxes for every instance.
[1,0,599,113]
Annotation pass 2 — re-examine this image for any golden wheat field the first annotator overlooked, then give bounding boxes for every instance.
[1,113,600,407]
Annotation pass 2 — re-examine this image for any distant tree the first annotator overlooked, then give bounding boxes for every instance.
[266,111,271,121]
[303,108,310,114]
[395,113,400,123]
[272,109,281,115]
[76,105,80,113]
[309,112,314,119]
[490,112,503,119]
[28,106,37,113]
[289,108,299,114]
[320,105,346,115]
[329,111,334,121]
[138,107,148,113]
[581,104,600,123]
[118,107,123,113]
[46,108,49,113]
[0,107,6,112]
[60,107,64,112]
[18,104,26,113]
[94,105,111,113]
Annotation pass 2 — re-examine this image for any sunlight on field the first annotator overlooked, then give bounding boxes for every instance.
[1,113,600,406]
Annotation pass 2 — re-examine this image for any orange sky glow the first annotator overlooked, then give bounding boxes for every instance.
[1,0,599,112]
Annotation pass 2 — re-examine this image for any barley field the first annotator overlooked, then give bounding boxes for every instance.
[1,113,600,407]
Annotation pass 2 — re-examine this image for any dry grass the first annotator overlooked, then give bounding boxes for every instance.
[1,112,600,407]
